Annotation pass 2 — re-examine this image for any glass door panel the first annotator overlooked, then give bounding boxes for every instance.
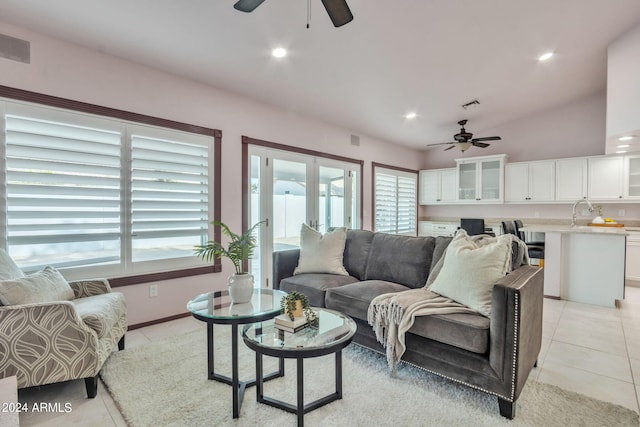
[481,160,501,200]
[273,158,307,251]
[458,162,477,200]
[249,155,263,287]
[318,166,345,233]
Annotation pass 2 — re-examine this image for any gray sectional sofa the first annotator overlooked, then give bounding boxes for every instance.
[273,230,544,419]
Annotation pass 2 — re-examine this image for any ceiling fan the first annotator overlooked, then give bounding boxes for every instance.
[233,0,354,27]
[427,120,502,152]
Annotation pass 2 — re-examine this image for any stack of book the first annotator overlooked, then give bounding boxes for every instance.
[274,313,308,333]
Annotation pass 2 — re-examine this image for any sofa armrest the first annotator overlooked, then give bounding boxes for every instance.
[272,249,300,290]
[489,265,544,402]
[69,278,112,298]
[0,301,99,388]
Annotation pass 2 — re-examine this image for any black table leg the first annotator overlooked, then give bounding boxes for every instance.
[297,358,304,427]
[232,323,239,418]
[336,350,342,398]
[207,323,215,380]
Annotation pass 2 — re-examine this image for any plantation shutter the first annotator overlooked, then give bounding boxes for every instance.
[130,132,210,262]
[374,167,417,236]
[5,114,122,268]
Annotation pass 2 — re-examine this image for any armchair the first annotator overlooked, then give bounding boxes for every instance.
[0,250,127,398]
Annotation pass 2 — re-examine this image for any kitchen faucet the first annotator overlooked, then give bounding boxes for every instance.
[571,198,594,227]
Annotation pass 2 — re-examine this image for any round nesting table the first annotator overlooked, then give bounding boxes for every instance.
[187,288,287,418]
[242,307,356,427]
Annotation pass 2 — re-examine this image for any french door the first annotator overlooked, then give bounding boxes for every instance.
[248,146,360,288]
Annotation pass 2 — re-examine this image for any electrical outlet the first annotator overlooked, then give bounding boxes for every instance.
[149,284,158,297]
[534,211,540,218]
[618,209,626,217]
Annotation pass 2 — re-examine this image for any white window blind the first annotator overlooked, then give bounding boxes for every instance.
[5,114,122,270]
[374,167,417,236]
[1,101,215,279]
[131,132,210,263]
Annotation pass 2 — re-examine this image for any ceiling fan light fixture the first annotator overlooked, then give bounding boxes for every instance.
[538,52,554,62]
[458,142,472,152]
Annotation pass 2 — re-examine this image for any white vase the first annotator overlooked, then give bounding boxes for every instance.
[228,273,254,304]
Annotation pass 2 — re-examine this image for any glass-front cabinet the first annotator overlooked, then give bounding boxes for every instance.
[625,155,640,199]
[455,154,506,202]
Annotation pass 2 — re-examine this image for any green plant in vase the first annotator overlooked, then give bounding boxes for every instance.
[281,291,317,324]
[194,220,264,303]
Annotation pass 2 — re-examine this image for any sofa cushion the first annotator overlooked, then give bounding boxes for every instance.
[429,231,512,317]
[364,234,435,288]
[73,292,126,339]
[0,249,25,281]
[325,280,411,321]
[0,266,74,306]
[279,274,359,307]
[408,312,490,354]
[343,229,375,280]
[294,224,348,276]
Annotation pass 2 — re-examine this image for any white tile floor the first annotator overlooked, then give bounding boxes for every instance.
[16,288,640,425]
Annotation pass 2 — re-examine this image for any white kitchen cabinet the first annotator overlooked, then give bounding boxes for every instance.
[588,156,624,200]
[419,168,456,204]
[505,160,555,202]
[555,158,588,201]
[455,154,506,202]
[624,155,640,199]
[626,232,640,282]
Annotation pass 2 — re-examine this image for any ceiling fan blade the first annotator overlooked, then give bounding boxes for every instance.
[233,0,266,12]
[444,145,456,151]
[472,142,490,148]
[472,136,501,142]
[426,141,455,147]
[321,0,354,27]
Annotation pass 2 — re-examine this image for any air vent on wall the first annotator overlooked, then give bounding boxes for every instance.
[0,33,30,64]
[351,134,360,146]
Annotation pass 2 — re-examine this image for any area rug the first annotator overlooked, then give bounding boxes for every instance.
[101,326,639,427]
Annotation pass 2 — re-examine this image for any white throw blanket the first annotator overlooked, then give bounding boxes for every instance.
[367,288,476,372]
[367,233,528,372]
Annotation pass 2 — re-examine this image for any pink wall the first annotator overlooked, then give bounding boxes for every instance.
[0,21,423,325]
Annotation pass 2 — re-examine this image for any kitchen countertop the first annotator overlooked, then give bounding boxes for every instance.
[519,224,630,235]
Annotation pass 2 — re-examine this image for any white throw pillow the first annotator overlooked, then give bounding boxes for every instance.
[428,231,512,317]
[293,223,349,276]
[0,266,75,306]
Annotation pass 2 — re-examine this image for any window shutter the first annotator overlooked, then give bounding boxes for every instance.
[5,114,121,269]
[374,167,417,236]
[130,133,210,262]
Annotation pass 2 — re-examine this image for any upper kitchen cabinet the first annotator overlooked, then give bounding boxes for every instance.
[625,155,640,199]
[505,160,555,202]
[555,158,588,201]
[606,23,640,154]
[419,168,456,204]
[588,156,624,200]
[455,154,506,203]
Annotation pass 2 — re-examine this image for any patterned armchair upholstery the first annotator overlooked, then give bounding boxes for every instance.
[0,251,127,398]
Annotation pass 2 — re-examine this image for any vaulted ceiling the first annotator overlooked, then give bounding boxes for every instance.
[1,0,639,149]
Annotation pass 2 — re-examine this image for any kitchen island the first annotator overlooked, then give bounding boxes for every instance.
[520,224,628,307]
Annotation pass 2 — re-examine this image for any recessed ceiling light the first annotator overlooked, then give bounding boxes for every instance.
[618,135,635,141]
[405,112,417,120]
[538,52,554,61]
[272,47,287,58]
[616,150,628,154]
[617,144,630,148]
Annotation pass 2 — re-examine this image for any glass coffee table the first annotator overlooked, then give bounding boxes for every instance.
[242,308,356,427]
[187,288,287,418]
